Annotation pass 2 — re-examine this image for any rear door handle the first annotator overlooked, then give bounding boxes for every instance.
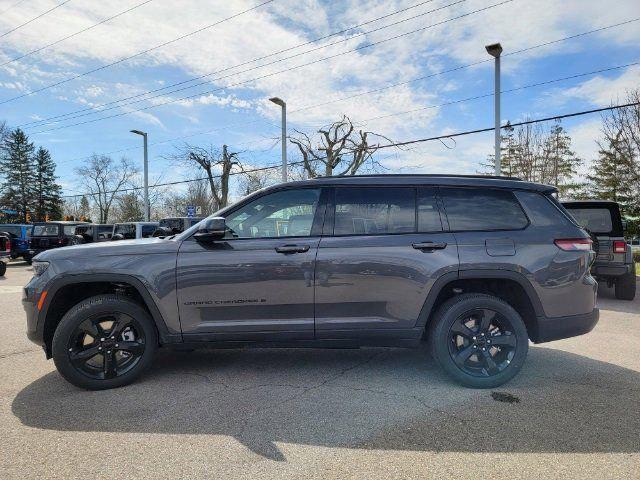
[275,244,310,254]
[412,241,447,251]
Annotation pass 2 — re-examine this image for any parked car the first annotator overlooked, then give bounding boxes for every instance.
[153,217,203,237]
[0,223,31,261]
[27,221,90,264]
[111,222,159,241]
[23,175,599,390]
[563,200,636,300]
[629,237,640,254]
[0,231,10,276]
[72,224,114,244]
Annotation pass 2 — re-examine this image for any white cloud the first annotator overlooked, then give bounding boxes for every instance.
[558,65,640,106]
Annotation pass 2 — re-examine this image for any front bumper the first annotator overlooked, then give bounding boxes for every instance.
[533,308,599,343]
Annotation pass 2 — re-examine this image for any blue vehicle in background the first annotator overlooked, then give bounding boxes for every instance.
[0,224,32,262]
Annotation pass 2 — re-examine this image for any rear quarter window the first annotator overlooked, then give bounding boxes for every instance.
[514,191,572,227]
[440,187,528,231]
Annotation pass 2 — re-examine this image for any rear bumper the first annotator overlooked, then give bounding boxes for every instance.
[591,263,633,278]
[533,308,599,343]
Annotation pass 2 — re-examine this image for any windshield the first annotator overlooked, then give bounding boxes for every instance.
[159,218,184,232]
[0,225,22,237]
[32,224,60,236]
[565,207,613,234]
[114,224,136,239]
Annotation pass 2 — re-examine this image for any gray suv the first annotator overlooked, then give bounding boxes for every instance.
[23,175,599,390]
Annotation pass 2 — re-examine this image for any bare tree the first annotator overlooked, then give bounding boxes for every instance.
[168,143,241,210]
[289,115,392,178]
[75,155,138,223]
[239,168,276,196]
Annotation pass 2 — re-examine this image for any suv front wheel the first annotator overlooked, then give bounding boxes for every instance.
[429,293,529,388]
[52,295,158,390]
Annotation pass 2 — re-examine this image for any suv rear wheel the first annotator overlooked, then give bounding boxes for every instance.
[429,293,529,388]
[614,268,636,301]
[52,294,158,390]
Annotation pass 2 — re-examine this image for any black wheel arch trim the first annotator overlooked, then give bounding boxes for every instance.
[415,268,545,329]
[36,273,181,350]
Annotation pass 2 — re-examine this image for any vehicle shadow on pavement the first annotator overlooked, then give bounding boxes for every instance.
[596,280,640,314]
[12,346,640,461]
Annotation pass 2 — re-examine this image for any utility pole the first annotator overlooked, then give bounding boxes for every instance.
[269,97,287,182]
[485,43,503,176]
[130,129,150,220]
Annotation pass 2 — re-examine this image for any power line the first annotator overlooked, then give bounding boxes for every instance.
[26,10,638,131]
[19,0,462,128]
[375,102,640,150]
[27,0,514,133]
[53,49,640,167]
[0,0,156,67]
[0,0,275,105]
[61,101,640,198]
[0,0,73,38]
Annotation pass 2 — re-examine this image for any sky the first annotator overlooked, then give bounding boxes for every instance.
[0,0,639,201]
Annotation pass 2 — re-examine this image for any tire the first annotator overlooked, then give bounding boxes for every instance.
[52,294,158,390]
[0,262,6,277]
[615,270,636,301]
[428,293,529,388]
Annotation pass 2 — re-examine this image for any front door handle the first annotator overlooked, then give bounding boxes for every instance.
[275,244,310,254]
[412,241,447,251]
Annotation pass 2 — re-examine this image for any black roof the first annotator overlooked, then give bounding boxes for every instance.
[276,174,556,193]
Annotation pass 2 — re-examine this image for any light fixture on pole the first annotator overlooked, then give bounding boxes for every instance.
[130,129,150,221]
[485,42,502,176]
[269,97,287,182]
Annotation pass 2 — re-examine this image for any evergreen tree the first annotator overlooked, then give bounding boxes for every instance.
[79,196,91,220]
[587,131,636,211]
[33,147,63,221]
[542,121,583,198]
[0,128,36,222]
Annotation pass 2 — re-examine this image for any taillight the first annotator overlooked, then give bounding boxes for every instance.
[613,240,626,254]
[554,238,592,251]
[4,240,10,253]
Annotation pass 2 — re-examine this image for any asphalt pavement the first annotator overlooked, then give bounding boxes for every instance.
[0,261,638,479]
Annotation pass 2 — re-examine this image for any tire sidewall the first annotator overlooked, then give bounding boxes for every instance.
[52,295,158,390]
[430,294,529,388]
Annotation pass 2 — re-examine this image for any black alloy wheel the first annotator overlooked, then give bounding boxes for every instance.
[67,313,146,380]
[52,295,158,390]
[429,293,529,388]
[447,308,517,378]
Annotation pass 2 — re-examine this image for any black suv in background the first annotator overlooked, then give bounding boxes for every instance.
[0,231,10,276]
[24,175,599,390]
[28,221,89,262]
[563,200,636,300]
[72,224,114,244]
[153,217,203,237]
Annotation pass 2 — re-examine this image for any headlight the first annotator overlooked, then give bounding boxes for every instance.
[32,261,49,276]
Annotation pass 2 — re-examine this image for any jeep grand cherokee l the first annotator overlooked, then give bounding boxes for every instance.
[23,175,599,390]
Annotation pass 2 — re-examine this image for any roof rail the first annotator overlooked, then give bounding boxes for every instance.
[314,173,523,181]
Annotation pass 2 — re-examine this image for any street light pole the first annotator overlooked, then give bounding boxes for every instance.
[269,97,287,182]
[485,43,503,176]
[130,129,150,221]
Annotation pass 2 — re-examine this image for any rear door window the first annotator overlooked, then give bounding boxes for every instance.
[417,187,443,232]
[334,187,415,235]
[440,188,528,231]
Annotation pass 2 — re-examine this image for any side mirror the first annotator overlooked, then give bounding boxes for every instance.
[194,217,227,243]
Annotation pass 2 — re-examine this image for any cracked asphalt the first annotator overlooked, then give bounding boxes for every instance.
[1,261,639,479]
